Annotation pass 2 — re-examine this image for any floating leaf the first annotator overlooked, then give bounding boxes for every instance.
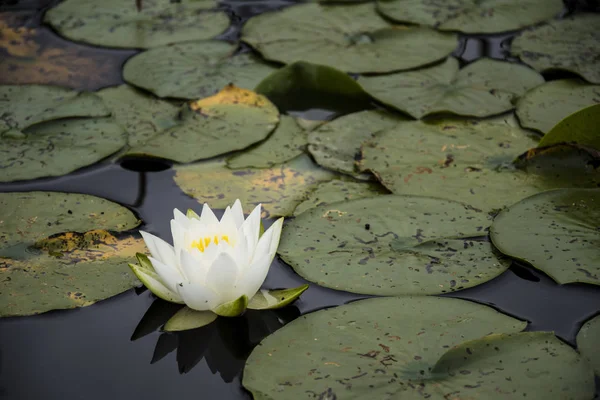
[577,314,600,375]
[174,154,336,217]
[278,195,510,296]
[244,296,596,400]
[538,104,600,150]
[123,41,276,99]
[214,295,248,317]
[359,57,544,119]
[96,85,180,146]
[377,0,563,34]
[242,3,457,73]
[0,192,142,317]
[247,284,309,310]
[512,13,600,84]
[226,116,308,169]
[45,0,229,49]
[308,110,408,179]
[127,85,279,163]
[490,188,600,286]
[293,179,388,215]
[255,61,372,114]
[516,79,600,134]
[163,307,218,332]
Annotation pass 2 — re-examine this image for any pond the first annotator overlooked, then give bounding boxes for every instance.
[0,0,599,399]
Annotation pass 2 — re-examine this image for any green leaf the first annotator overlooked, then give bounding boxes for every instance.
[126,85,279,163]
[45,0,229,49]
[577,314,600,376]
[227,116,308,169]
[174,154,336,218]
[278,195,510,296]
[186,209,201,220]
[247,284,309,310]
[293,179,388,216]
[359,57,544,119]
[135,252,154,272]
[242,3,457,73]
[123,41,276,99]
[516,79,600,134]
[538,104,600,150]
[129,263,183,304]
[255,61,372,114]
[512,13,600,84]
[308,110,408,179]
[243,296,549,399]
[377,0,563,34]
[490,188,600,286]
[214,295,248,317]
[163,307,218,332]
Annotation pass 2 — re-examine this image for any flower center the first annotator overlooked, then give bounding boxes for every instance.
[190,235,230,253]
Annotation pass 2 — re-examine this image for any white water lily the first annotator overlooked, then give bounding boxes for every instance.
[130,200,284,316]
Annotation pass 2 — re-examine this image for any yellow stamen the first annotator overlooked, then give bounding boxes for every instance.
[191,235,231,253]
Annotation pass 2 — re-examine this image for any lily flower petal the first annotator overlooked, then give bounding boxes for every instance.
[176,281,220,311]
[205,252,240,302]
[140,230,177,267]
[230,199,245,228]
[129,263,183,303]
[173,208,190,229]
[148,256,183,293]
[200,203,219,225]
[179,249,209,284]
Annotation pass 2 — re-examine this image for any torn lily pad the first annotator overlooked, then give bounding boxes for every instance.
[242,3,457,73]
[512,13,600,84]
[279,195,510,296]
[45,0,229,49]
[123,41,276,99]
[126,85,279,163]
[358,57,544,119]
[516,79,600,134]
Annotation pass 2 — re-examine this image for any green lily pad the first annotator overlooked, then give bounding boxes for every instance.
[577,314,600,375]
[0,192,142,317]
[255,61,372,114]
[278,195,510,296]
[358,57,544,119]
[490,188,600,286]
[127,85,279,163]
[293,179,388,216]
[247,284,309,310]
[516,79,600,134]
[45,0,229,49]
[226,115,308,169]
[174,154,336,218]
[96,85,180,146]
[539,104,600,150]
[123,41,276,99]
[308,110,408,179]
[163,307,217,332]
[245,296,595,399]
[242,3,457,73]
[512,13,600,84]
[0,117,126,182]
[214,295,248,317]
[377,0,564,34]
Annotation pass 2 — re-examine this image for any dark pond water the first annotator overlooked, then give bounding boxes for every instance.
[0,0,599,399]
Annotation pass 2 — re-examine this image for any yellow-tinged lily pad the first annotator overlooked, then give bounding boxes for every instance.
[214,295,248,317]
[174,154,336,217]
[163,307,218,332]
[247,284,309,310]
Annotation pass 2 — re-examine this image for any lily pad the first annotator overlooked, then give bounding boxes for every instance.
[308,110,408,179]
[45,0,229,49]
[516,79,600,134]
[358,57,544,119]
[242,3,457,73]
[0,192,142,317]
[127,85,279,163]
[247,284,309,310]
[123,41,276,99]
[0,85,109,134]
[164,307,218,332]
[539,104,600,150]
[293,179,388,215]
[577,314,600,375]
[96,85,180,146]
[0,116,126,182]
[377,0,564,34]
[490,188,600,286]
[174,154,336,217]
[226,115,308,169]
[278,195,510,296]
[512,13,600,84]
[245,296,592,399]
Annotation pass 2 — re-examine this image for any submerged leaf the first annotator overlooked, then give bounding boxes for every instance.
[163,307,218,331]
[247,284,309,310]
